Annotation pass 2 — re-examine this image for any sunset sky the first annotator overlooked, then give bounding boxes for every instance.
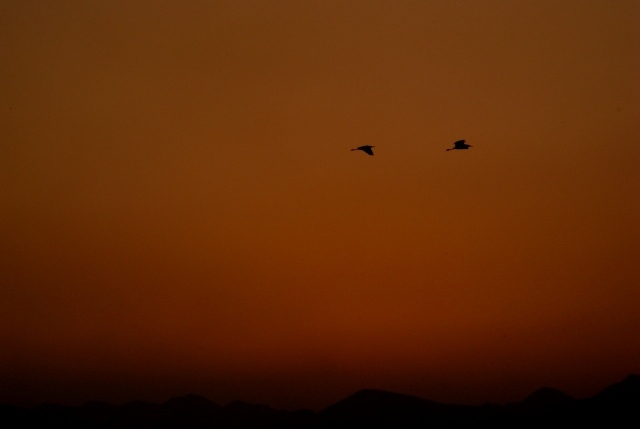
[1,0,639,411]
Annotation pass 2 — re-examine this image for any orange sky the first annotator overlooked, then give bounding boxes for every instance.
[1,0,639,410]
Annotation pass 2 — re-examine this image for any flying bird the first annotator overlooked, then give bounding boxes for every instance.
[446,140,473,151]
[351,145,375,155]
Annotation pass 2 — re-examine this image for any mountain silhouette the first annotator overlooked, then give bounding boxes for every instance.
[1,374,638,428]
[592,374,640,404]
[521,386,575,408]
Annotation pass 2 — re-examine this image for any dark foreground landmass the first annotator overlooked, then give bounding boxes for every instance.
[1,374,638,428]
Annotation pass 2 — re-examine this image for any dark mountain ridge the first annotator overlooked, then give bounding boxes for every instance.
[1,374,638,428]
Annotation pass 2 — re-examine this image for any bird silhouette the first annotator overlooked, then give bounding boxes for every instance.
[446,140,473,151]
[351,145,375,155]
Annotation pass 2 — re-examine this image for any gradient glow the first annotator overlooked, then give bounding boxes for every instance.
[1,0,639,410]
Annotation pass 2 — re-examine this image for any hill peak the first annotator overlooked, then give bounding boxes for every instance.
[522,387,574,408]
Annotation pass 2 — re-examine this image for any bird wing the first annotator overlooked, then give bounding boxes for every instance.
[362,147,374,155]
